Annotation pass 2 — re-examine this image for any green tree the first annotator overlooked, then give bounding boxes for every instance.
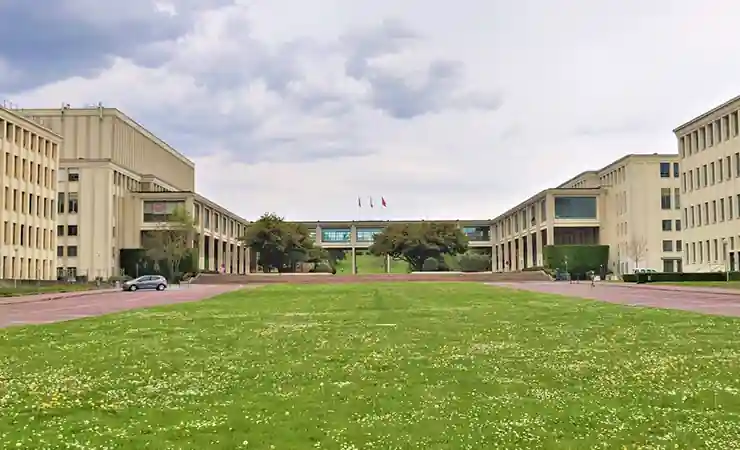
[141,205,198,280]
[240,213,317,272]
[369,222,468,272]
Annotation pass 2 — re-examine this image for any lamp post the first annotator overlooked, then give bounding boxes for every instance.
[723,238,729,283]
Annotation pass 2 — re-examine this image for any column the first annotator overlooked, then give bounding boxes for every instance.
[536,230,544,266]
[351,247,357,274]
[386,254,391,273]
[230,243,237,274]
[225,241,232,274]
[244,247,251,274]
[198,233,205,271]
[503,240,510,272]
[207,235,215,271]
[523,236,530,269]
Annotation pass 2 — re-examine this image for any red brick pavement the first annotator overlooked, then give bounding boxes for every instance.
[490,281,740,317]
[0,285,246,328]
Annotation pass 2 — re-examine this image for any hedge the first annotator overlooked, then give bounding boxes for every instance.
[622,272,740,283]
[543,245,609,276]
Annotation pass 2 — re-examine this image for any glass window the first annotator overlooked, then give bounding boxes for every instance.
[660,188,671,210]
[143,201,185,222]
[673,162,679,178]
[662,240,673,252]
[462,226,491,241]
[356,227,382,242]
[321,228,351,242]
[554,196,597,219]
[659,162,670,178]
[661,219,672,231]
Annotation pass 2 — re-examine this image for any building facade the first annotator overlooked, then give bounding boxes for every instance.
[674,96,740,272]
[17,106,248,279]
[0,108,60,280]
[491,154,682,274]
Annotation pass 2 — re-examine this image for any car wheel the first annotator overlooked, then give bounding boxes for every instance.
[156,284,166,291]
[129,285,138,291]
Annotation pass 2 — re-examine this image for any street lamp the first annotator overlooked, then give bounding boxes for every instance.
[722,238,730,283]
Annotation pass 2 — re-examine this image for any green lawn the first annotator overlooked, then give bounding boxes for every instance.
[1,283,740,449]
[0,283,102,297]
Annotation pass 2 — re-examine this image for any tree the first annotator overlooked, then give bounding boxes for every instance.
[141,205,198,280]
[369,222,468,272]
[626,235,648,269]
[240,213,317,272]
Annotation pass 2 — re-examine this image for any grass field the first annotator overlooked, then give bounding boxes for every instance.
[2,283,740,449]
[0,283,101,297]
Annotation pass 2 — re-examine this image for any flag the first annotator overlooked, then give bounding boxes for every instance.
[357,196,361,208]
[381,197,387,207]
[369,197,374,208]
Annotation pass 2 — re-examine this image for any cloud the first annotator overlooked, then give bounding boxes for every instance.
[2,0,740,221]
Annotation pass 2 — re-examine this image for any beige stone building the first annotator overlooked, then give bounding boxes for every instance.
[491,153,682,274]
[0,107,61,280]
[17,106,249,279]
[674,95,740,272]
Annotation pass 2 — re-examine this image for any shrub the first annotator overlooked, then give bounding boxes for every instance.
[422,257,439,272]
[543,245,608,277]
[459,253,491,272]
[312,263,335,274]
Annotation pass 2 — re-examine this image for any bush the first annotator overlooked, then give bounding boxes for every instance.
[543,245,608,277]
[422,257,439,272]
[459,253,491,272]
[623,272,740,283]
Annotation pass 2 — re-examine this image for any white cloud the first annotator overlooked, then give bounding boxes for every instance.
[4,0,740,221]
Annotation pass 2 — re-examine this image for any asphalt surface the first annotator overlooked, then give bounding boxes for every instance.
[0,284,245,328]
[490,281,740,317]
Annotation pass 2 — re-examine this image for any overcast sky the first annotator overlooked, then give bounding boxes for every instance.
[1,0,739,221]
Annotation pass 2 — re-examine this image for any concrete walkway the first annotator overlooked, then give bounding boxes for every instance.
[489,281,740,317]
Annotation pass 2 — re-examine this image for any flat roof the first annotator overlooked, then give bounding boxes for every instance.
[0,107,63,140]
[673,94,740,134]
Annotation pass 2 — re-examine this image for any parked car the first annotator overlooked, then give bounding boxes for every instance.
[122,275,168,292]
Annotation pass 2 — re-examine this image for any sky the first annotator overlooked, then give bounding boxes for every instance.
[2,0,740,221]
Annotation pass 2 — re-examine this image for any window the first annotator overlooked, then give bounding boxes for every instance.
[710,162,716,184]
[57,192,65,214]
[67,225,78,236]
[675,219,682,231]
[462,226,491,241]
[57,225,64,236]
[68,172,79,182]
[321,228,351,242]
[676,240,682,251]
[68,193,78,213]
[712,200,717,223]
[662,240,673,252]
[674,188,680,209]
[735,152,740,177]
[727,156,732,181]
[143,201,185,222]
[554,196,597,219]
[356,228,382,242]
[673,162,679,178]
[67,246,78,257]
[702,165,708,187]
[661,219,672,231]
[659,162,670,178]
[57,246,64,257]
[730,196,735,220]
[662,260,675,273]
[660,188,672,210]
[720,198,726,221]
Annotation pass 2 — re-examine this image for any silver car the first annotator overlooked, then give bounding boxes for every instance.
[122,275,168,292]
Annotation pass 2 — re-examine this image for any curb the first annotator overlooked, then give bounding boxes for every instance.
[601,282,740,297]
[0,289,120,306]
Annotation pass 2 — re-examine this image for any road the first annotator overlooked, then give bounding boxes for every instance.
[0,284,246,328]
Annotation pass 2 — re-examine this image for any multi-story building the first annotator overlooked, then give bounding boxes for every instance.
[674,95,740,272]
[0,107,60,280]
[17,106,249,279]
[491,153,682,274]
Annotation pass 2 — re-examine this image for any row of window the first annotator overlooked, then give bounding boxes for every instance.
[57,245,78,257]
[2,152,57,187]
[681,153,740,192]
[494,199,547,239]
[679,110,740,158]
[660,188,681,210]
[684,237,737,265]
[661,239,682,252]
[684,195,740,227]
[193,204,245,237]
[0,118,59,159]
[57,192,79,214]
[0,256,55,280]
[661,219,682,231]
[2,221,54,249]
[659,162,680,178]
[57,225,78,236]
[3,186,56,218]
